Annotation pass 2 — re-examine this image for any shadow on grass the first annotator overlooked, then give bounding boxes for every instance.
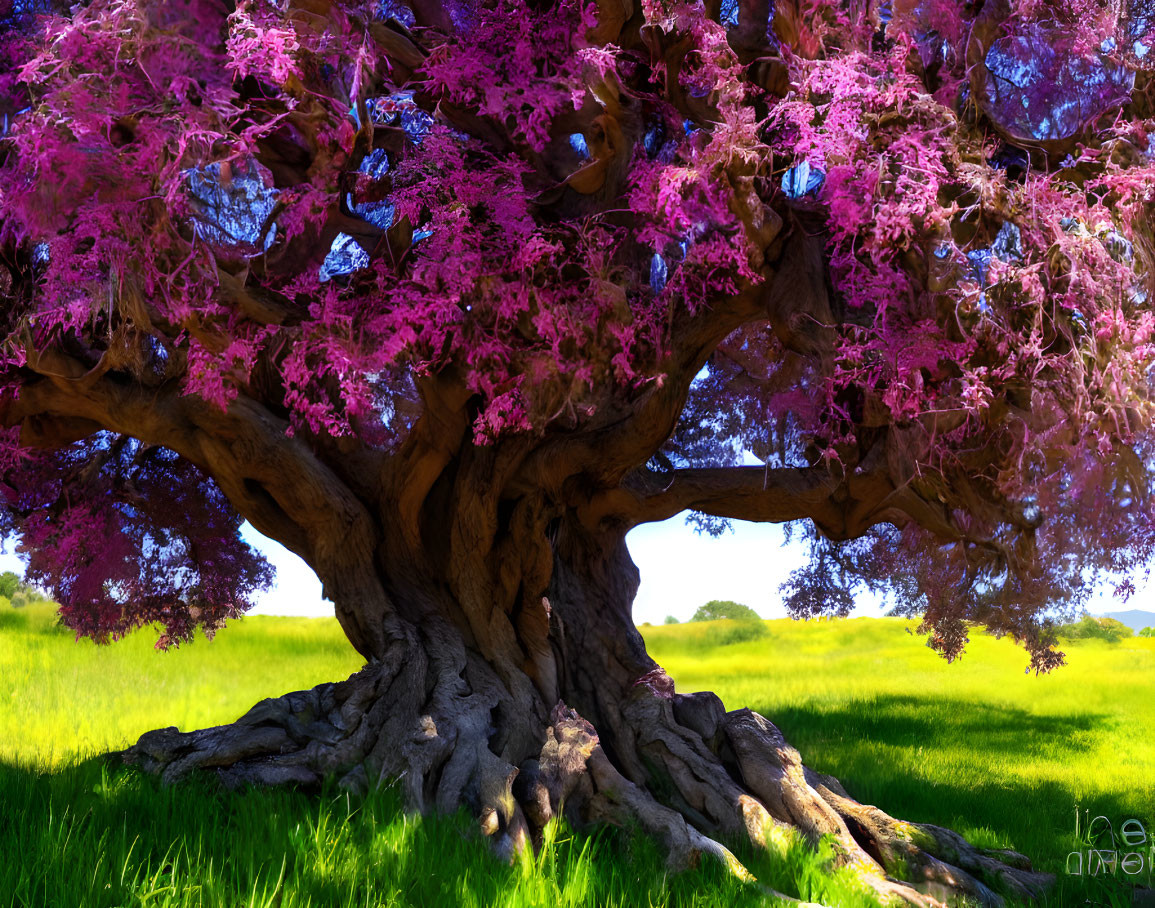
[763,694,1150,906]
[770,693,1107,751]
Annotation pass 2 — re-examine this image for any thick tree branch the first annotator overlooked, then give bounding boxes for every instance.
[2,370,402,659]
[513,280,769,501]
[620,465,839,527]
[597,458,969,548]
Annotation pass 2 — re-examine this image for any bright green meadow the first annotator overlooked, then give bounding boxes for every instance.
[1,599,1151,907]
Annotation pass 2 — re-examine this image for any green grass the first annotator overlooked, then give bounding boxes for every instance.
[644,617,1155,904]
[6,760,875,908]
[1,602,1151,907]
[0,601,363,768]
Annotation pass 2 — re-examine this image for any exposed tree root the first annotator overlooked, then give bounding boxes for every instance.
[718,708,1051,906]
[120,658,1053,908]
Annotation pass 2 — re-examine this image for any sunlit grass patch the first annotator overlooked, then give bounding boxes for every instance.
[0,602,362,769]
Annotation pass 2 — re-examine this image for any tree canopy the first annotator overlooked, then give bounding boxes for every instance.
[1057,613,1134,641]
[691,600,761,621]
[1,0,1154,671]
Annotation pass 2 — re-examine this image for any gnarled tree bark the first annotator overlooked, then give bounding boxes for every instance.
[121,510,1052,908]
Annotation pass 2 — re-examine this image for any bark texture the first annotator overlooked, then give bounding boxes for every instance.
[121,521,1053,908]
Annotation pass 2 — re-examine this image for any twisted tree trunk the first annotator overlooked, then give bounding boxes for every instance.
[121,513,1052,908]
[3,309,1054,906]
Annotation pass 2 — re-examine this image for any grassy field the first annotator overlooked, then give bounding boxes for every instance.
[1,600,1151,907]
[645,619,1155,890]
[0,601,362,767]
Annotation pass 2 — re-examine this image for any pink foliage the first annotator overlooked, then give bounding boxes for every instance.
[0,434,272,646]
[1,0,1154,667]
[226,4,302,86]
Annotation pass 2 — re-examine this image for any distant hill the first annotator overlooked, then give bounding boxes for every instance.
[1094,609,1155,633]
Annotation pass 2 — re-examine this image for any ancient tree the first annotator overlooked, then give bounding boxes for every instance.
[2,0,1154,903]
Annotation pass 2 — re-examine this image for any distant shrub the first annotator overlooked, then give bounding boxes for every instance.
[0,573,49,609]
[704,620,768,646]
[1140,627,1154,638]
[663,615,680,625]
[10,590,39,609]
[1057,615,1133,643]
[691,600,761,622]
